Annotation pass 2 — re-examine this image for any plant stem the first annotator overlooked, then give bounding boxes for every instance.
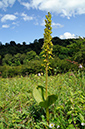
[46,107,49,124]
[46,62,48,98]
[45,55,49,124]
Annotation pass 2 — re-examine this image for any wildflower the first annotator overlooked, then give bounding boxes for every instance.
[57,125,60,128]
[41,72,43,76]
[49,123,55,128]
[79,64,83,68]
[81,123,85,126]
[37,73,41,76]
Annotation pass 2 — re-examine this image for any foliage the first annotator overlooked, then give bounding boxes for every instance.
[0,57,84,78]
[73,47,85,66]
[33,85,58,108]
[0,36,85,77]
[50,57,79,75]
[0,60,44,78]
[0,36,85,67]
[0,72,85,128]
[23,51,39,64]
[2,54,13,66]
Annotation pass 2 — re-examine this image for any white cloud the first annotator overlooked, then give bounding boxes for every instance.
[0,0,16,9]
[20,0,85,18]
[34,19,39,25]
[1,0,85,18]
[1,14,17,22]
[12,22,17,25]
[60,32,76,39]
[21,13,33,21]
[0,1,3,8]
[14,12,19,15]
[40,19,63,28]
[12,21,19,26]
[52,22,64,28]
[19,2,31,10]
[0,0,85,18]
[2,24,10,28]
[40,19,45,26]
[8,0,16,6]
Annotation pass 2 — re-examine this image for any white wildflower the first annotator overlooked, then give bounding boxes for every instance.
[49,123,55,128]
[57,125,60,128]
[79,64,83,68]
[37,73,41,76]
[81,123,85,126]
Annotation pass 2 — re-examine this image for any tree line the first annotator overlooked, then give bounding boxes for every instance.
[0,36,85,77]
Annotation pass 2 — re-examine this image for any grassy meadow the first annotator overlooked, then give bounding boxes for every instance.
[0,71,85,129]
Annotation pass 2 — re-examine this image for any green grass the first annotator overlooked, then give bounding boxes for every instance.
[0,71,85,129]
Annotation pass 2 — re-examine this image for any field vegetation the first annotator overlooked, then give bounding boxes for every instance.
[0,71,85,128]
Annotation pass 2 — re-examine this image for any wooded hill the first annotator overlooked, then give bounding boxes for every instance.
[0,36,85,77]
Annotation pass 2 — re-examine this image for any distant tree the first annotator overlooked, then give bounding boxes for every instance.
[33,39,38,43]
[67,38,84,55]
[10,41,16,46]
[5,43,9,46]
[17,43,21,46]
[26,50,37,60]
[2,54,13,65]
[0,42,2,46]
[20,53,26,64]
[22,42,26,45]
[23,50,38,64]
[38,38,44,45]
[52,37,62,45]
[0,55,2,65]
[74,47,85,65]
[53,45,69,59]
[13,53,21,66]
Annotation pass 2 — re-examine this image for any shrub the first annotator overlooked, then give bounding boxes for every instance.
[50,57,79,75]
[0,60,45,78]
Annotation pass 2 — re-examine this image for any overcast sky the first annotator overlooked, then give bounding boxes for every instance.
[0,0,85,44]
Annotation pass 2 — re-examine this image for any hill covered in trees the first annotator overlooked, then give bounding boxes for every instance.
[0,36,85,77]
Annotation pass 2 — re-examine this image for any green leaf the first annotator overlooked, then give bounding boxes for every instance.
[33,86,58,108]
[79,113,84,122]
[39,94,58,108]
[68,118,72,124]
[66,124,75,129]
[0,122,4,129]
[33,85,46,103]
[67,111,73,115]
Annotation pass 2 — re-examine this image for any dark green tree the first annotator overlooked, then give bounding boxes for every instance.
[10,41,16,46]
[23,51,39,64]
[0,42,2,46]
[13,53,21,66]
[2,54,13,65]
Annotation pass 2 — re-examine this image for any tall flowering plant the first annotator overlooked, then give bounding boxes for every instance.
[33,12,58,125]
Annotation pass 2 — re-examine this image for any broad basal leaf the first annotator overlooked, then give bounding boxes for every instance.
[39,94,58,108]
[33,85,45,103]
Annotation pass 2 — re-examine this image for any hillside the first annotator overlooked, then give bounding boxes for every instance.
[0,36,85,77]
